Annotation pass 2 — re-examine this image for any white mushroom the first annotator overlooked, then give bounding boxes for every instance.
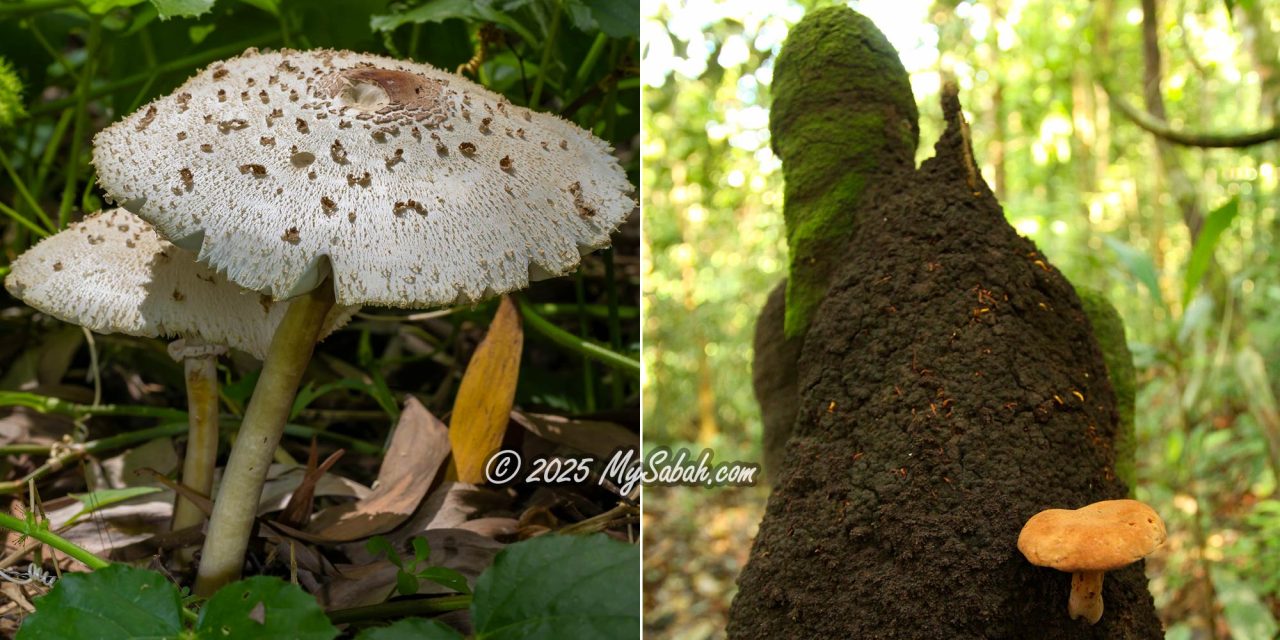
[91,48,635,595]
[93,48,636,307]
[3,208,356,550]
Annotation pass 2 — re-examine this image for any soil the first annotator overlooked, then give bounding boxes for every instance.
[727,92,1164,638]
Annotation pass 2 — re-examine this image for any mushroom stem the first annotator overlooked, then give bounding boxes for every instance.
[170,343,222,562]
[194,282,335,596]
[1069,570,1105,624]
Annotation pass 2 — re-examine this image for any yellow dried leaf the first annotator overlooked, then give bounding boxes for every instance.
[450,296,523,483]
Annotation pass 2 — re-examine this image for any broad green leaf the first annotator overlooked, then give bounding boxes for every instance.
[415,566,471,595]
[356,618,463,639]
[196,576,338,639]
[471,534,639,639]
[449,296,522,484]
[1104,236,1165,309]
[150,0,216,19]
[583,0,639,38]
[189,24,217,44]
[17,565,182,639]
[1181,197,1240,308]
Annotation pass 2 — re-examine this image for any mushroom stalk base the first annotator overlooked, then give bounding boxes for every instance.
[1069,570,1105,624]
[172,353,220,562]
[193,284,335,596]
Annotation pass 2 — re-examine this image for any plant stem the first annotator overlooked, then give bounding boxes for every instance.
[0,392,381,455]
[0,512,109,570]
[0,146,56,232]
[26,36,277,119]
[326,595,472,625]
[172,352,221,560]
[528,0,562,108]
[58,17,100,228]
[194,283,334,596]
[574,272,596,411]
[517,299,639,377]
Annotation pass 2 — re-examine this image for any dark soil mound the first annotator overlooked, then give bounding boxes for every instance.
[752,280,802,483]
[728,92,1163,639]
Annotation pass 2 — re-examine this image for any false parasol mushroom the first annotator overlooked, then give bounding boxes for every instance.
[1017,499,1166,624]
[2,208,355,556]
[92,48,635,594]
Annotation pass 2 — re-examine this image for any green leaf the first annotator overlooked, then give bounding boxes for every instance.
[395,569,419,597]
[355,618,463,640]
[369,0,537,47]
[189,24,217,44]
[411,536,431,564]
[415,567,471,595]
[366,535,403,568]
[1181,197,1240,308]
[82,0,148,15]
[237,0,281,15]
[582,0,639,38]
[17,565,183,639]
[471,534,639,639]
[150,0,216,19]
[65,486,164,526]
[1104,236,1165,310]
[196,576,338,640]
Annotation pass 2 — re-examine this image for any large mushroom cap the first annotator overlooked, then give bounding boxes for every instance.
[4,208,356,359]
[1017,499,1167,572]
[93,48,636,308]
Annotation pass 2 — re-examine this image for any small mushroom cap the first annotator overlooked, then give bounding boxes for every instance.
[4,209,357,359]
[1017,499,1166,572]
[93,48,636,308]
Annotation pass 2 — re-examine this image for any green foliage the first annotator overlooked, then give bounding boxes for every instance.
[355,617,460,639]
[17,565,182,640]
[14,534,637,639]
[1182,197,1240,308]
[365,535,472,597]
[0,56,24,129]
[17,566,338,639]
[470,534,639,639]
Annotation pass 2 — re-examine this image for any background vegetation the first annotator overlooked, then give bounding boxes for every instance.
[0,0,640,634]
[641,0,1279,638]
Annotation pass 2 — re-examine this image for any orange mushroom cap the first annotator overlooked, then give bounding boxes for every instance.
[1017,499,1166,572]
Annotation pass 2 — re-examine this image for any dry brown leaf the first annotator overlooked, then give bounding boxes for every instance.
[510,410,638,459]
[449,296,522,483]
[306,397,449,541]
[383,482,511,551]
[277,442,345,529]
[256,463,370,515]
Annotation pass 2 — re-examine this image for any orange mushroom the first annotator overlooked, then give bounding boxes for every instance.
[1017,499,1166,624]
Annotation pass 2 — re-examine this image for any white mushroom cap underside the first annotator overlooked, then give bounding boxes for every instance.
[3,209,357,359]
[93,48,636,308]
